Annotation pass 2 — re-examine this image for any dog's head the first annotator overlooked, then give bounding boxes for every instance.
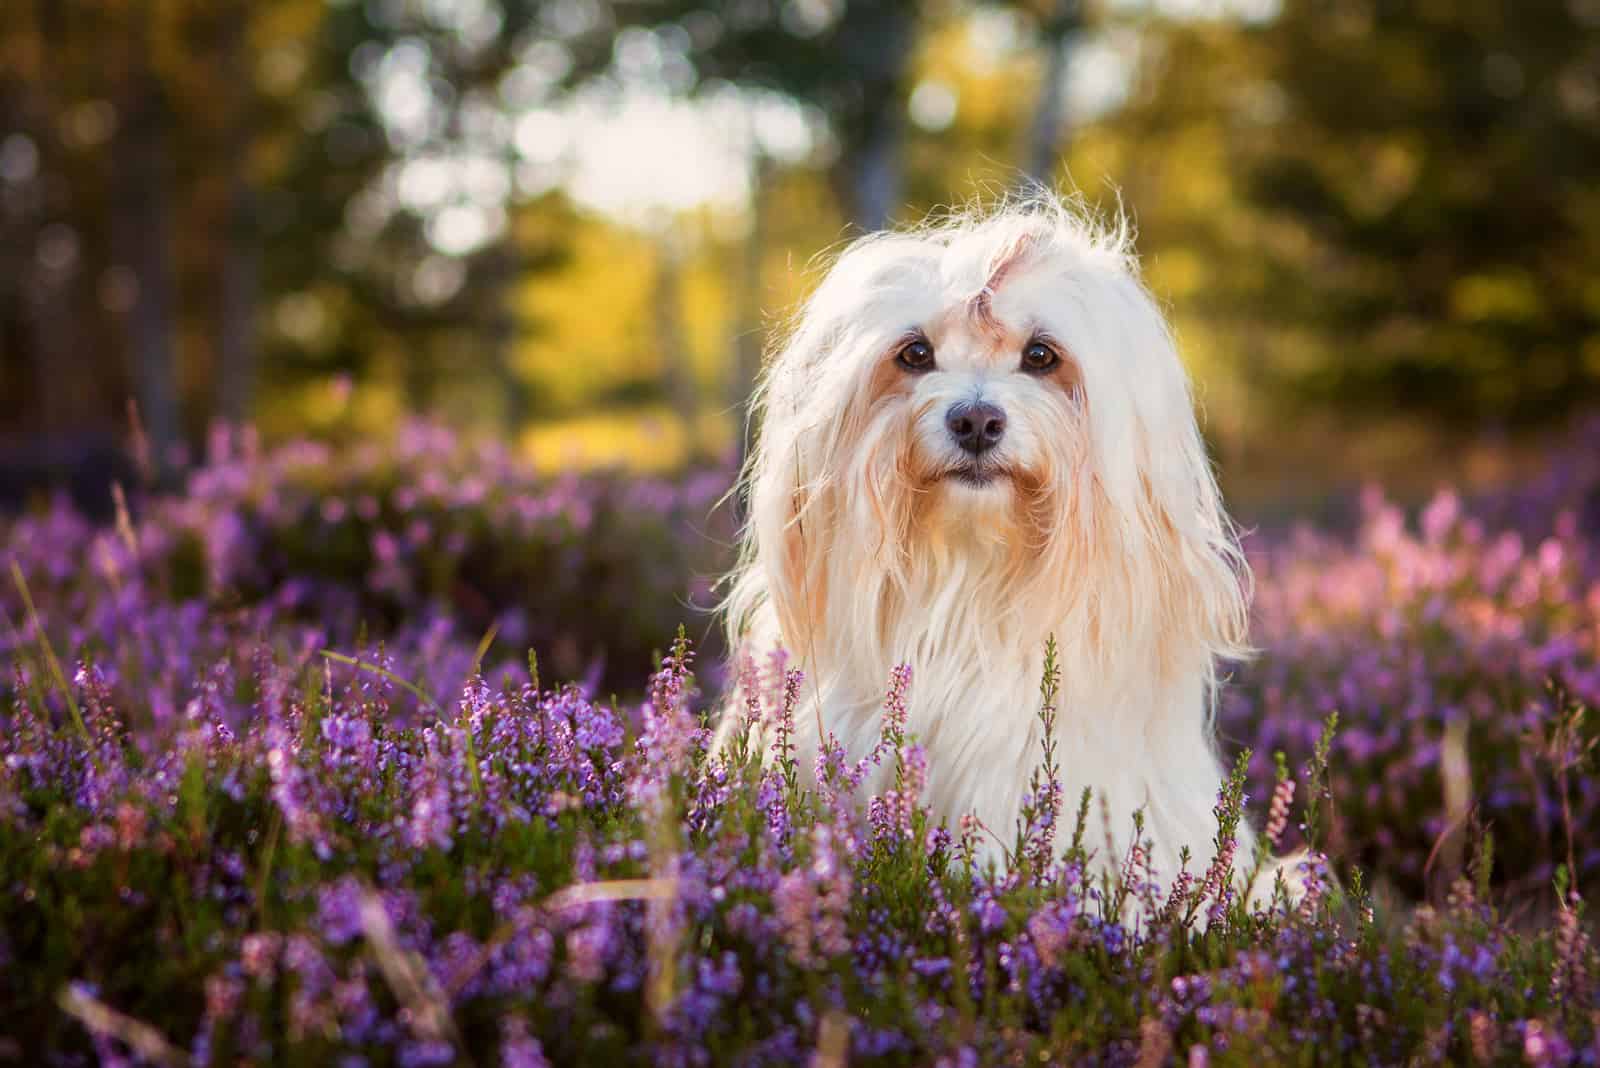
[729,196,1250,677]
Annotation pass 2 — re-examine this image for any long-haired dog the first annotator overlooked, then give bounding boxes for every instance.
[719,194,1295,901]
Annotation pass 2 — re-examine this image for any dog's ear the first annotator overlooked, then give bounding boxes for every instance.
[1123,292,1253,668]
[769,463,824,641]
[1060,261,1251,672]
[727,323,835,661]
[1140,462,1253,664]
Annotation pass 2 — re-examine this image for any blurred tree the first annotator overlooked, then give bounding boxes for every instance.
[115,5,181,467]
[234,0,590,432]
[727,144,771,466]
[897,3,1098,208]
[1,3,133,451]
[2,1,265,467]
[1106,0,1600,429]
[652,229,700,435]
[1021,0,1087,184]
[215,0,260,428]
[7,0,1597,478]
[592,0,933,230]
[0,0,587,466]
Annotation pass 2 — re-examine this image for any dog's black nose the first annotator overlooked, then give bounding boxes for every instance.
[945,401,1006,455]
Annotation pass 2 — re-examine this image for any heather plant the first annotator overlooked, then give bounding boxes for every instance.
[3,630,1598,1064]
[1229,480,1600,898]
[3,424,1600,1063]
[1,423,733,705]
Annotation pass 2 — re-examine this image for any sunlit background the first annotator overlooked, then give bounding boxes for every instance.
[3,0,1598,510]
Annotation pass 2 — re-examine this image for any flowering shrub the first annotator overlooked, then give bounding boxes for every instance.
[2,633,1597,1063]
[1229,480,1600,900]
[2,423,1598,1062]
[0,423,733,704]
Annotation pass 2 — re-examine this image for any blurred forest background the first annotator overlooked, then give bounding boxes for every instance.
[3,0,1598,509]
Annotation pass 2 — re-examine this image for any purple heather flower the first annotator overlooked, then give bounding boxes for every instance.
[499,1017,552,1068]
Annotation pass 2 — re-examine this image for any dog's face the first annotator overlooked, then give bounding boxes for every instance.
[859,252,1086,538]
[776,220,1168,553]
[729,201,1250,669]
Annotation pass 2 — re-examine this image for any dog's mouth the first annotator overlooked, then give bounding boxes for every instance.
[937,463,1013,489]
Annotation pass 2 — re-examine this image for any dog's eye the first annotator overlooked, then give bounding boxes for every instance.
[1021,341,1060,374]
[896,339,935,372]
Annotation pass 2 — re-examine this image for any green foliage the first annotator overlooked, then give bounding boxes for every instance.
[1100,0,1600,428]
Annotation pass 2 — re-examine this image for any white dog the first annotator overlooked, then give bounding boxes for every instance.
[719,194,1293,905]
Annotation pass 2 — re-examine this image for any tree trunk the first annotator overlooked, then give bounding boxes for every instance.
[216,6,259,427]
[5,10,89,436]
[482,243,526,431]
[833,2,914,231]
[652,230,699,456]
[2,124,84,435]
[847,116,902,233]
[1024,0,1084,186]
[217,176,259,426]
[114,24,180,474]
[24,240,84,434]
[730,148,770,474]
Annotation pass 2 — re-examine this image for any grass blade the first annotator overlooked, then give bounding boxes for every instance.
[9,559,90,746]
[319,649,439,711]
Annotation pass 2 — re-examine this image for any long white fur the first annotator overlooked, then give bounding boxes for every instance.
[719,193,1294,903]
